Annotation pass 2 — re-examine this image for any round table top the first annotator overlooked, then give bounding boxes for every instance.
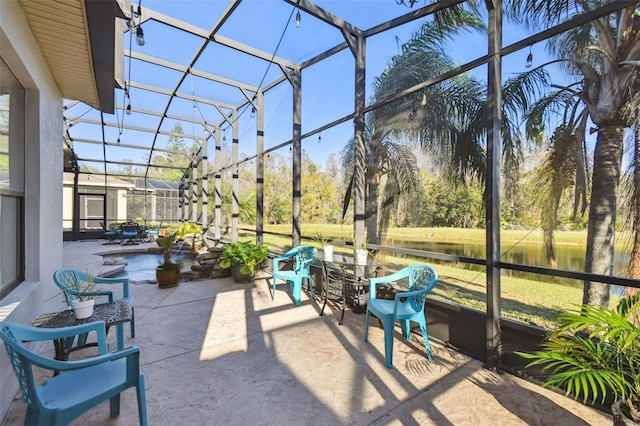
[32,300,131,329]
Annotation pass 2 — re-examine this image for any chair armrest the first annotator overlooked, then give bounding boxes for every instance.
[394,287,428,301]
[5,321,109,367]
[65,289,115,303]
[368,269,409,298]
[393,287,429,314]
[273,253,294,263]
[273,253,295,274]
[32,346,140,374]
[94,276,130,298]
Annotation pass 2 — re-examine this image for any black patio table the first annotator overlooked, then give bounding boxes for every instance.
[318,253,381,325]
[32,300,131,362]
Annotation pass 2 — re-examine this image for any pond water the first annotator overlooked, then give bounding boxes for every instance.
[380,238,630,295]
[105,252,195,283]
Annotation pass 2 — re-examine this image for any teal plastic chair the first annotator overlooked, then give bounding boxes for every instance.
[53,268,135,346]
[0,321,147,425]
[271,245,317,306]
[364,264,438,368]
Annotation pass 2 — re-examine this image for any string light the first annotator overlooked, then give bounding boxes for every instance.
[295,9,301,28]
[525,45,533,68]
[136,26,145,46]
[421,93,427,106]
[251,106,256,118]
[318,132,322,143]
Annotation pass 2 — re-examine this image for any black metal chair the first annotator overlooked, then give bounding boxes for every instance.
[120,222,141,245]
[100,221,121,245]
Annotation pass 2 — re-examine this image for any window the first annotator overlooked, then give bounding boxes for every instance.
[0,58,25,299]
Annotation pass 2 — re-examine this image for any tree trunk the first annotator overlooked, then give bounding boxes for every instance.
[626,114,640,296]
[366,168,380,247]
[583,126,624,306]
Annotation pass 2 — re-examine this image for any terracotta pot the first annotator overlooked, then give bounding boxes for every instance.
[156,266,180,288]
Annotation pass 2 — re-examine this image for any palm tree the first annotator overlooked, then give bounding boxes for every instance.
[341,121,422,246]
[347,11,547,250]
[342,13,494,247]
[508,2,640,306]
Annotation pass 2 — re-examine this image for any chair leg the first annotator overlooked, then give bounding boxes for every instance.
[418,317,433,360]
[138,374,148,426]
[130,307,135,338]
[115,323,125,350]
[271,277,279,301]
[292,278,301,306]
[25,406,42,425]
[364,310,371,341]
[109,394,121,417]
[77,332,89,347]
[309,276,315,298]
[400,319,411,340]
[382,316,396,368]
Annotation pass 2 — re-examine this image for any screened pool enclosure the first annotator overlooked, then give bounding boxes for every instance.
[41,0,640,377]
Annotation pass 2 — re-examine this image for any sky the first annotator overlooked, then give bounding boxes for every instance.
[64,1,565,175]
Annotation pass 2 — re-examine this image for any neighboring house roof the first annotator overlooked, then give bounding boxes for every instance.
[63,172,134,189]
[134,178,179,191]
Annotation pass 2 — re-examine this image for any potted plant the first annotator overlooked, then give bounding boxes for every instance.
[219,241,268,283]
[67,272,100,319]
[351,232,369,266]
[517,295,640,425]
[156,233,181,288]
[315,231,334,261]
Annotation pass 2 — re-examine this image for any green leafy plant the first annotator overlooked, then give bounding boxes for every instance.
[156,233,181,272]
[517,295,640,424]
[219,241,268,274]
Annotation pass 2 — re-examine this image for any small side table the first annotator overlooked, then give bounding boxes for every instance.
[32,300,132,361]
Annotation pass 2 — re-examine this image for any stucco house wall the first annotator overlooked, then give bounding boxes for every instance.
[0,1,65,419]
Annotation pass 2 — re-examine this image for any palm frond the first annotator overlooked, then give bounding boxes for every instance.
[517,296,640,406]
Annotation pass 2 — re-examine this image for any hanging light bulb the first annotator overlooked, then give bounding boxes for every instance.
[126,104,132,115]
[421,93,427,106]
[193,101,197,111]
[136,26,145,46]
[251,106,256,118]
[318,132,322,143]
[295,9,301,28]
[222,133,227,145]
[525,46,533,68]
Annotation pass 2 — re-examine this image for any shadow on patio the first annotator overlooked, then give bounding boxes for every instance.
[2,241,611,425]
